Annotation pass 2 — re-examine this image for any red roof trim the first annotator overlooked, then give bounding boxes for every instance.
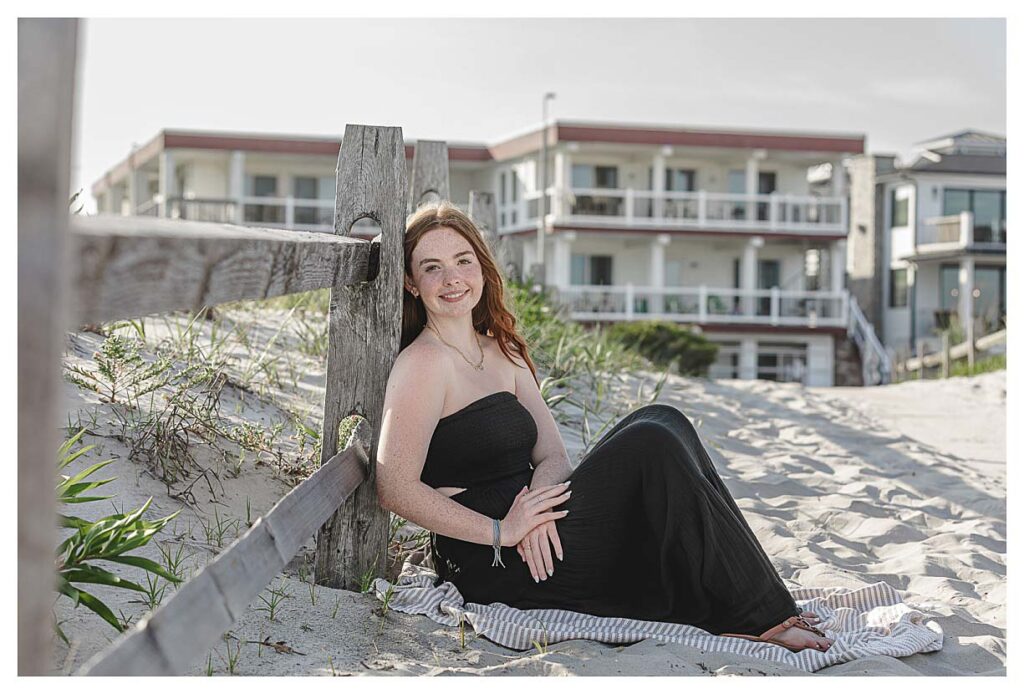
[551,225,847,242]
[555,125,864,154]
[162,133,491,161]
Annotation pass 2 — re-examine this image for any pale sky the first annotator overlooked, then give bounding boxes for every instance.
[74,17,1006,209]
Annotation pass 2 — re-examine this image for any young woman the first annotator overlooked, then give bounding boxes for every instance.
[375,202,831,653]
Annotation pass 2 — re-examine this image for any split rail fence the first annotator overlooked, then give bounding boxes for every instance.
[19,18,506,676]
[898,328,1007,380]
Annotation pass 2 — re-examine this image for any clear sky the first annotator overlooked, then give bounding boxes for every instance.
[74,17,1005,209]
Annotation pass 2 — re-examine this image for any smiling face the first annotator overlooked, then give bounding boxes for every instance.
[404,226,484,319]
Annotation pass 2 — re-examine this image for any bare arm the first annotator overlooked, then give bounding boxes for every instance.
[376,345,510,546]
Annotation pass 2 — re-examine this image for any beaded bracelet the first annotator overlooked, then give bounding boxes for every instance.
[491,517,506,568]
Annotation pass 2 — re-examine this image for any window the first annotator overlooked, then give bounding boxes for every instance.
[510,170,518,202]
[590,256,613,284]
[293,176,318,200]
[666,168,696,192]
[292,176,333,226]
[939,264,960,311]
[890,268,908,308]
[891,189,909,227]
[570,253,613,285]
[248,175,277,197]
[943,188,1006,243]
[758,343,808,383]
[974,265,1006,332]
[727,170,746,220]
[244,175,282,223]
[499,172,506,205]
[571,254,586,285]
[571,165,618,189]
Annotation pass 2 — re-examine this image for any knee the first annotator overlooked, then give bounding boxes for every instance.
[632,403,698,437]
[619,411,703,476]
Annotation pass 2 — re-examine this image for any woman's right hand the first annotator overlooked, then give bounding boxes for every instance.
[500,482,571,547]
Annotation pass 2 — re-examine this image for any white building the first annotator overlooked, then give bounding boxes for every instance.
[92,121,871,386]
[846,131,1006,359]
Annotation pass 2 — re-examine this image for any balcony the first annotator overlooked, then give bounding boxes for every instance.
[139,196,336,232]
[554,285,849,328]
[918,211,1006,254]
[500,188,847,236]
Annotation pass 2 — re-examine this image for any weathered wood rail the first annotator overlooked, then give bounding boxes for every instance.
[899,328,1006,378]
[20,18,512,676]
[72,216,375,325]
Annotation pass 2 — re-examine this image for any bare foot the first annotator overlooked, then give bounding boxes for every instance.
[799,610,822,624]
[772,625,833,652]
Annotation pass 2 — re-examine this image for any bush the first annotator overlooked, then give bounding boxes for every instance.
[603,320,718,377]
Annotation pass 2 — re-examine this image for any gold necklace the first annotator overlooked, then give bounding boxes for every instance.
[425,322,485,371]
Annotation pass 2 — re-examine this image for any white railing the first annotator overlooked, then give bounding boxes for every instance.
[541,188,846,235]
[919,211,973,248]
[919,210,1005,249]
[553,284,849,328]
[847,293,891,385]
[150,196,337,231]
[498,190,545,231]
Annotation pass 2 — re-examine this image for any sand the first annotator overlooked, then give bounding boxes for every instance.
[50,312,1006,676]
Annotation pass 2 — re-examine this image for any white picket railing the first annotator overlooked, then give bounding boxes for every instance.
[553,284,849,328]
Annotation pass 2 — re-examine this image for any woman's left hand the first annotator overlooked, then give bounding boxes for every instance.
[517,519,563,582]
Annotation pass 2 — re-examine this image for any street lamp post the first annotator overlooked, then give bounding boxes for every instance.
[534,92,556,287]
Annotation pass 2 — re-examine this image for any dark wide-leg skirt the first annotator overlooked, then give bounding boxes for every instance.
[431,403,798,636]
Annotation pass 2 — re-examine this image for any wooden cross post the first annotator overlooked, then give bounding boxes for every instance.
[409,140,450,211]
[314,125,408,590]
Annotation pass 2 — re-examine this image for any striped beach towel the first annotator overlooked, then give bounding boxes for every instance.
[372,563,943,673]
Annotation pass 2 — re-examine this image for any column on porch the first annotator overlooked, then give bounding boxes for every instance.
[229,150,246,224]
[550,231,576,290]
[739,337,758,380]
[649,233,670,314]
[522,236,540,284]
[833,157,848,231]
[158,150,176,218]
[745,149,765,222]
[127,161,144,216]
[99,185,114,214]
[830,239,847,294]
[552,147,573,219]
[958,256,975,336]
[651,147,669,220]
[740,235,763,317]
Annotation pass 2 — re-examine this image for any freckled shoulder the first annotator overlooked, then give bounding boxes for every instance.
[390,340,451,390]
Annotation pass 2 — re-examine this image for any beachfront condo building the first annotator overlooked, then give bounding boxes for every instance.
[91,121,877,387]
[846,131,1006,361]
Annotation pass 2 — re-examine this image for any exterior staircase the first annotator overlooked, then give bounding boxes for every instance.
[846,294,892,386]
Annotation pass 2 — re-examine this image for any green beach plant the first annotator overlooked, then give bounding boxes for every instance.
[55,429,183,642]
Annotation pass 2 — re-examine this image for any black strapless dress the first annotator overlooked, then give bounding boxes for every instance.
[422,391,799,636]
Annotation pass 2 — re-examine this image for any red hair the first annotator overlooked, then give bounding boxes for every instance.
[400,202,540,387]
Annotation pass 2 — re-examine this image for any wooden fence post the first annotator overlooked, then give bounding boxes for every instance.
[941,331,951,379]
[18,17,78,676]
[967,318,976,371]
[409,140,449,212]
[469,190,514,280]
[314,125,407,590]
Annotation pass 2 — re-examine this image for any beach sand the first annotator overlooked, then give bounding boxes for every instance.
[51,314,1006,676]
